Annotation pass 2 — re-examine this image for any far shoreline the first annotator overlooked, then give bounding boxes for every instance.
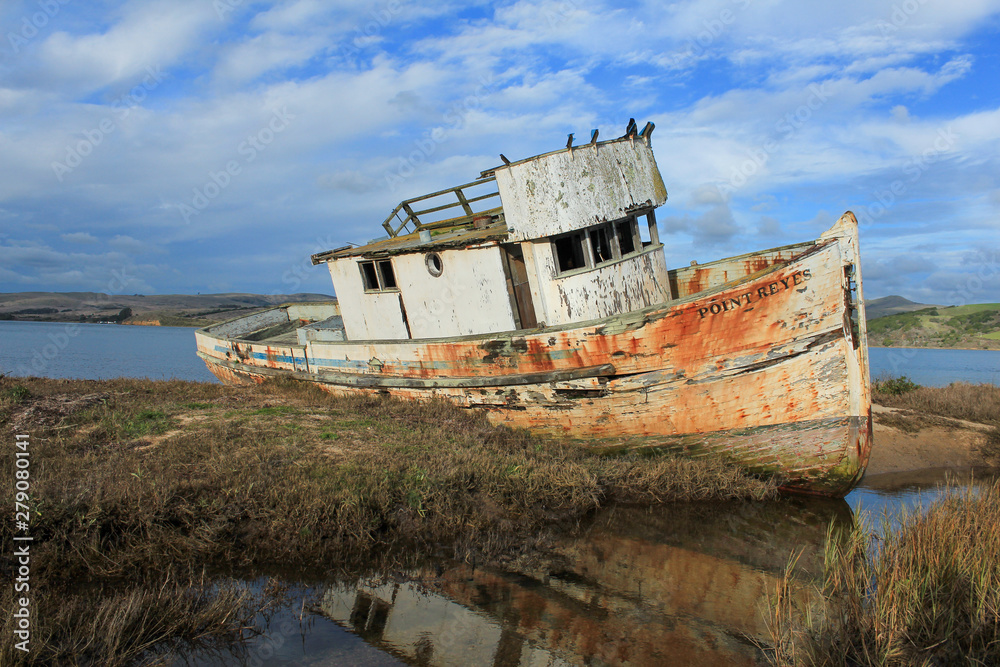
[1,318,205,329]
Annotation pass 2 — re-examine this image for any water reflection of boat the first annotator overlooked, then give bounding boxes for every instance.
[319,500,851,666]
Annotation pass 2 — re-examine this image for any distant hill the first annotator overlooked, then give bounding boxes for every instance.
[0,292,335,327]
[866,303,1000,349]
[865,295,940,320]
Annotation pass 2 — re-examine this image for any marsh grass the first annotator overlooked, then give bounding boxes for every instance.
[0,570,271,666]
[767,478,1000,666]
[0,375,775,578]
[0,375,775,663]
[874,379,1000,426]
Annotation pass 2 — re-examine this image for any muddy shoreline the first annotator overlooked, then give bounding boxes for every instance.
[867,405,994,476]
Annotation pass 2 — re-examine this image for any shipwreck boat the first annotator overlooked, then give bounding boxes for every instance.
[195,122,871,497]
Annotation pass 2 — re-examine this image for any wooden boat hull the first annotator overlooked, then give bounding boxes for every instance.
[196,213,871,497]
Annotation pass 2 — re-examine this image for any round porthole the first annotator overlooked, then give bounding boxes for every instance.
[425,252,443,277]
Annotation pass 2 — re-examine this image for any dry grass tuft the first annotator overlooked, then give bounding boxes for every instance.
[0,570,270,666]
[767,478,1000,666]
[874,380,1000,426]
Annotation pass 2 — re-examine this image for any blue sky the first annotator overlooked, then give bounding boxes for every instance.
[1,0,999,305]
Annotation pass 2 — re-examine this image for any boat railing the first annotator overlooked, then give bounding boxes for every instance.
[381,176,501,238]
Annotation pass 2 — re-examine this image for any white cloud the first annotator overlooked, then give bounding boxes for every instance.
[29,0,220,95]
[213,32,330,83]
[1,0,999,302]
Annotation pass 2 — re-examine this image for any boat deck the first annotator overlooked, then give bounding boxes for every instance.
[262,331,299,345]
[241,314,348,346]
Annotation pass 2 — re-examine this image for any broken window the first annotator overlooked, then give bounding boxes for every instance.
[616,218,637,255]
[590,225,614,264]
[553,232,587,273]
[360,262,380,291]
[552,210,658,276]
[359,259,399,292]
[377,260,397,289]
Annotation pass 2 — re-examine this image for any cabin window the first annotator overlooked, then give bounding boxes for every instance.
[553,232,587,273]
[425,252,443,277]
[615,218,637,255]
[552,211,659,276]
[589,226,614,264]
[359,259,399,292]
[378,260,397,289]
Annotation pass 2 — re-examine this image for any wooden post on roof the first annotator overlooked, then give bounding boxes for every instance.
[455,188,474,216]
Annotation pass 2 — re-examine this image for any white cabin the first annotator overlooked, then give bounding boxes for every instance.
[311,127,671,341]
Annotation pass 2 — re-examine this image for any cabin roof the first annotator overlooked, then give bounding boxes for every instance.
[311,219,508,263]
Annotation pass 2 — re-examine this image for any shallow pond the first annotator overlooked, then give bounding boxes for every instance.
[171,470,993,667]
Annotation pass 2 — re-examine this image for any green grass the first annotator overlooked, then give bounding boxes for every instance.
[250,405,298,416]
[872,375,919,396]
[945,303,1000,315]
[1,384,31,403]
[868,303,1000,348]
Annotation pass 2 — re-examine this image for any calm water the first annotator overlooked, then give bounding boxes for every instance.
[0,320,216,382]
[869,346,1000,386]
[173,472,992,667]
[2,320,998,387]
